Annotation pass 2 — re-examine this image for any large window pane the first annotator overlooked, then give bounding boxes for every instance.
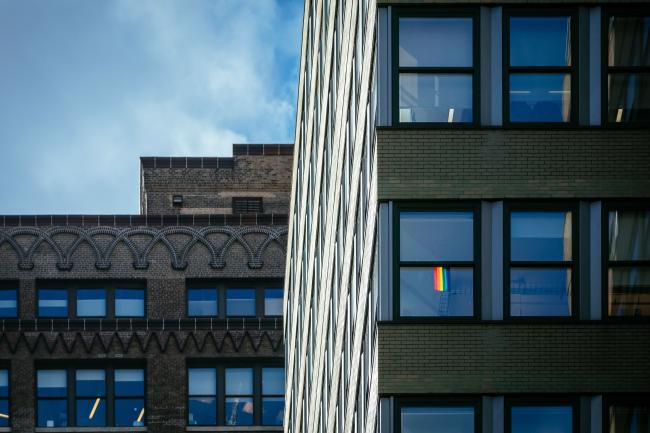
[263,397,284,426]
[511,269,572,316]
[0,370,8,427]
[189,397,217,426]
[226,368,253,395]
[115,288,145,317]
[401,406,474,433]
[510,73,571,122]
[76,370,105,396]
[608,73,650,123]
[226,288,256,316]
[609,211,650,261]
[77,398,106,427]
[608,17,650,67]
[262,368,284,395]
[511,212,572,261]
[226,397,254,426]
[0,289,17,318]
[264,288,283,316]
[115,369,144,396]
[510,17,572,67]
[400,212,473,262]
[189,368,216,396]
[511,406,573,433]
[76,288,106,317]
[399,17,473,67]
[400,267,473,317]
[37,370,67,397]
[188,288,218,317]
[38,400,67,427]
[38,289,68,317]
[115,398,145,427]
[609,404,650,433]
[399,73,473,123]
[188,368,217,426]
[608,267,650,317]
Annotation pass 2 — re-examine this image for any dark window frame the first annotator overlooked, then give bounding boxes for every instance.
[186,280,283,319]
[504,202,579,320]
[0,280,19,319]
[391,7,481,128]
[186,359,284,427]
[601,200,650,321]
[602,393,650,433]
[35,362,146,428]
[503,8,579,127]
[0,366,10,428]
[393,202,481,322]
[232,197,264,214]
[261,367,285,426]
[394,396,482,433]
[601,7,650,128]
[505,395,579,433]
[35,281,146,319]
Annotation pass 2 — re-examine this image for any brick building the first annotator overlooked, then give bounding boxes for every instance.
[284,2,649,433]
[0,143,292,432]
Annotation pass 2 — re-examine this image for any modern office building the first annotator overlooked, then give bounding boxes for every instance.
[284,2,649,433]
[0,143,292,432]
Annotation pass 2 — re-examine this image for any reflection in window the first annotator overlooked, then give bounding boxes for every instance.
[507,16,573,123]
[226,368,254,426]
[188,368,217,426]
[511,406,573,433]
[607,16,650,124]
[262,368,284,425]
[76,370,106,427]
[0,370,9,427]
[76,288,106,317]
[264,288,283,316]
[227,288,256,317]
[397,16,475,124]
[37,370,68,427]
[188,288,218,317]
[398,210,475,317]
[509,211,573,317]
[0,289,17,318]
[609,403,650,433]
[401,406,474,433]
[115,369,145,427]
[115,289,145,317]
[38,289,68,317]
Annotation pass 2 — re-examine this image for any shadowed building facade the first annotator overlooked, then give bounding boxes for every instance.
[0,144,292,433]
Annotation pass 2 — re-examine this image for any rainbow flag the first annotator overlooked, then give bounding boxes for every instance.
[433,267,449,292]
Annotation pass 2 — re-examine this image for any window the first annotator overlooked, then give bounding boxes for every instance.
[395,11,477,124]
[225,368,254,425]
[505,11,576,123]
[115,288,145,317]
[232,197,264,214]
[506,207,576,318]
[188,288,218,317]
[605,396,650,433]
[264,288,283,316]
[38,289,68,317]
[507,399,576,433]
[395,205,478,318]
[262,368,284,425]
[76,288,106,317]
[606,206,650,317]
[0,288,17,318]
[37,367,145,428]
[605,13,650,124]
[227,288,256,317]
[38,283,145,318]
[397,399,478,433]
[188,368,217,426]
[0,370,9,427]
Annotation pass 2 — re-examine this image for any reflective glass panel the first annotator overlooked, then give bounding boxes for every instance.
[189,368,216,396]
[188,397,216,426]
[76,289,106,317]
[263,368,284,395]
[400,267,473,317]
[511,211,572,261]
[399,73,473,123]
[399,17,473,67]
[400,212,473,262]
[511,406,573,433]
[226,288,256,316]
[187,288,217,317]
[37,370,67,397]
[38,400,67,427]
[226,368,253,395]
[115,398,145,427]
[115,369,144,396]
[0,400,8,427]
[510,73,571,122]
[0,370,7,397]
[38,289,68,317]
[511,269,572,316]
[76,398,106,427]
[608,73,650,123]
[76,369,105,396]
[0,289,17,318]
[264,288,283,316]
[402,406,474,433]
[608,267,650,317]
[115,288,145,317]
[263,397,285,426]
[608,17,650,67]
[226,397,254,425]
[510,17,572,66]
[609,404,650,433]
[609,211,650,261]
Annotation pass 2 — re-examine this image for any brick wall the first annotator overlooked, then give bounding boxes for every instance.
[377,128,650,201]
[378,323,650,395]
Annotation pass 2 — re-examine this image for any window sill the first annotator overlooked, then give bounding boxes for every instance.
[0,428,10,432]
[186,427,282,432]
[35,428,146,432]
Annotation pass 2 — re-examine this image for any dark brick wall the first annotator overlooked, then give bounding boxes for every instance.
[377,128,650,201]
[378,323,650,395]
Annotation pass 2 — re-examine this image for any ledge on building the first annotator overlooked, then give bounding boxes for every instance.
[35,428,146,433]
[186,427,283,432]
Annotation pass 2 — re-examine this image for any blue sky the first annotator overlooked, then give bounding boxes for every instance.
[0,0,303,214]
